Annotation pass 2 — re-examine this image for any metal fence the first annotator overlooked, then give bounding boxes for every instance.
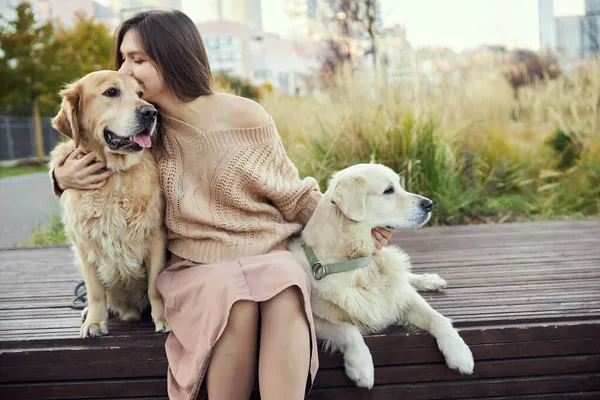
[0,116,63,161]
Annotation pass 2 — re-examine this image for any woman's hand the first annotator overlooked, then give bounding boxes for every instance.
[372,227,391,251]
[54,147,114,191]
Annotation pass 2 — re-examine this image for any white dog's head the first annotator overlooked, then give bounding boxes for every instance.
[326,163,432,230]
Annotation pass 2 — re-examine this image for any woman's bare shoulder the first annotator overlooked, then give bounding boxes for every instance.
[214,93,271,130]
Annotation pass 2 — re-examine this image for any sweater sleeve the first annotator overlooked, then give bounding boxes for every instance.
[49,167,64,198]
[260,139,322,227]
[47,140,76,198]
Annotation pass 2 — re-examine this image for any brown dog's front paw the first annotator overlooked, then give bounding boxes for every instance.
[80,318,108,338]
[150,297,170,333]
[153,314,171,333]
[81,306,88,322]
[80,306,109,338]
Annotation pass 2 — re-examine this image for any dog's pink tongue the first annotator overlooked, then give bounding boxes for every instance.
[132,134,152,148]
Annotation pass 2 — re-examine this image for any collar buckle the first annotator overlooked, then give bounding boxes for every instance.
[312,262,326,280]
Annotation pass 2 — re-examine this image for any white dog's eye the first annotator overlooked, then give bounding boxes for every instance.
[103,87,120,97]
[137,91,143,98]
[384,186,394,195]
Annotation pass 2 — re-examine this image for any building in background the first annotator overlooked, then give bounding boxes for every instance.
[93,1,119,29]
[191,0,262,30]
[554,1,600,70]
[377,24,410,82]
[197,20,319,95]
[110,0,181,20]
[1,0,118,29]
[583,0,599,56]
[538,0,556,54]
[283,0,320,39]
[36,0,94,26]
[555,15,583,69]
[1,0,95,27]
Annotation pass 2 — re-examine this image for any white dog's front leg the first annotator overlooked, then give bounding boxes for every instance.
[408,272,447,291]
[403,290,474,374]
[315,316,374,389]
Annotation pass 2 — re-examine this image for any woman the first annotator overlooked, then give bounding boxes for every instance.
[51,9,391,400]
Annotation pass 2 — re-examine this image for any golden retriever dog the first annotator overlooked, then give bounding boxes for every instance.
[49,70,169,338]
[289,163,474,388]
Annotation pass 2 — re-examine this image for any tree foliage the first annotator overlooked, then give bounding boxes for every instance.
[0,2,113,116]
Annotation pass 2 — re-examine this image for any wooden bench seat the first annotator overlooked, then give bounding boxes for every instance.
[1,220,600,399]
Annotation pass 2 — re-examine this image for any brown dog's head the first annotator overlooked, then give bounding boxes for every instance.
[52,70,157,155]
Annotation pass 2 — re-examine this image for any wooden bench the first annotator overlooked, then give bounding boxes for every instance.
[1,220,600,399]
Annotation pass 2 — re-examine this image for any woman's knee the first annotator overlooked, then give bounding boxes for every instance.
[226,300,259,334]
[260,286,304,321]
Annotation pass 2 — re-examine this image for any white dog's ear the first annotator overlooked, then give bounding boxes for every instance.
[330,175,367,222]
[52,83,81,148]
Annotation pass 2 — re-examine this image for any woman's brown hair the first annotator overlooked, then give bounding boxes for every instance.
[112,10,214,157]
[112,9,213,100]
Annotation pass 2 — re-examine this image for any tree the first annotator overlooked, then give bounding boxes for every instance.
[323,0,380,68]
[0,2,112,161]
[43,12,112,113]
[0,2,57,161]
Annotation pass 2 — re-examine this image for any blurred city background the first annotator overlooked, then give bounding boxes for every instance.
[1,0,599,246]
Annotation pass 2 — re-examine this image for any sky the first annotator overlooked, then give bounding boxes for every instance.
[377,0,585,52]
[125,0,587,52]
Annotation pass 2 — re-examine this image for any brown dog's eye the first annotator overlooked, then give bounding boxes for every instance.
[103,88,120,97]
[137,91,143,98]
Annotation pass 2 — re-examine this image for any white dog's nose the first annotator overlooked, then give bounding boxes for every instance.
[420,199,433,212]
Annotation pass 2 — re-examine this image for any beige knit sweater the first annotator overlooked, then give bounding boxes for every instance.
[52,114,323,264]
[159,114,322,263]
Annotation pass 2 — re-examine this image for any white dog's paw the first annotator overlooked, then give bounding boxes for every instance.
[344,345,375,389]
[438,336,474,375]
[419,274,447,291]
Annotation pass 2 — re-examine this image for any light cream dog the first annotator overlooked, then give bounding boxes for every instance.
[289,163,474,388]
[49,70,169,338]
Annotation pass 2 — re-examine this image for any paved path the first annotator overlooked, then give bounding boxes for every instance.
[0,172,61,247]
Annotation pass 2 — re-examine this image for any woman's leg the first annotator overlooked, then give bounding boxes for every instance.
[258,286,311,400]
[206,300,259,400]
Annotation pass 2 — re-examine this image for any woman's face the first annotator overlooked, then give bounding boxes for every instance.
[118,30,164,103]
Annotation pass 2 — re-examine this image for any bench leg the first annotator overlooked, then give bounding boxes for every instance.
[314,316,374,389]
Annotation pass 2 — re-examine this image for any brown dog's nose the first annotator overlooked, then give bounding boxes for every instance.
[137,105,158,120]
[420,199,433,212]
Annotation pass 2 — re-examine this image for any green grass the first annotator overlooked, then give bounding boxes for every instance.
[19,62,600,246]
[21,215,68,246]
[0,164,48,179]
[260,61,600,225]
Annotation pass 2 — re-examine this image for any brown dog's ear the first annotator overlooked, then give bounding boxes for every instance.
[52,83,81,148]
[330,174,367,222]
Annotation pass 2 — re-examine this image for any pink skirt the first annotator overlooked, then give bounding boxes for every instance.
[156,250,319,400]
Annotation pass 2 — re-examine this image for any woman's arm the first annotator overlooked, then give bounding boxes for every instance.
[236,99,392,249]
[50,147,115,196]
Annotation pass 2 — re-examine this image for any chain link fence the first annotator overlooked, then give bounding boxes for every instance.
[0,116,63,162]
